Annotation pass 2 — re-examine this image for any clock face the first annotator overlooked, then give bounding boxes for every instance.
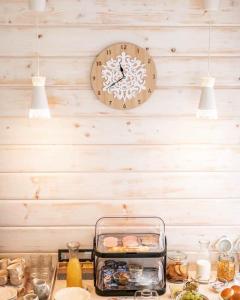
[91,43,156,109]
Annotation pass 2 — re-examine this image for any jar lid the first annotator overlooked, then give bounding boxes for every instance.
[168,250,187,261]
[234,238,240,252]
[214,236,233,253]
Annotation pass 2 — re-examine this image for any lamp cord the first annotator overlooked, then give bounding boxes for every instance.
[35,14,40,77]
[207,22,211,76]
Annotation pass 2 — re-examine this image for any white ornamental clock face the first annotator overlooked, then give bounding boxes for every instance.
[91,43,156,110]
[102,51,147,101]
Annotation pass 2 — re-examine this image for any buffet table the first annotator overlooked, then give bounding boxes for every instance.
[53,272,220,300]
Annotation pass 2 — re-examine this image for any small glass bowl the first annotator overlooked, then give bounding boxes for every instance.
[169,282,184,299]
[210,280,228,293]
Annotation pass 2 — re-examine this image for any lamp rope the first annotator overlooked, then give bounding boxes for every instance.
[207,22,211,76]
[35,14,40,77]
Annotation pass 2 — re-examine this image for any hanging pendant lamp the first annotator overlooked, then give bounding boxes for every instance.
[29,0,46,12]
[29,76,50,118]
[197,24,218,119]
[197,77,217,119]
[29,12,50,118]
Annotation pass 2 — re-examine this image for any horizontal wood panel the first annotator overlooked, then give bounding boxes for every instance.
[0,225,239,252]
[0,27,239,57]
[1,199,240,226]
[0,87,240,118]
[0,57,240,87]
[0,172,239,200]
[1,145,240,172]
[0,0,240,26]
[0,88,240,118]
[0,117,239,145]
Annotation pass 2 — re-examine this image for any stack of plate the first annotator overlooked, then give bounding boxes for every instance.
[0,287,17,300]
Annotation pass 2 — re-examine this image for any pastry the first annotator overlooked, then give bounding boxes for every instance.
[141,235,158,246]
[122,235,139,248]
[221,286,240,300]
[103,236,118,248]
[232,285,240,294]
[221,288,234,300]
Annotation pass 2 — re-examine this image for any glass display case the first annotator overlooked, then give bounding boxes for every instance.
[93,217,167,296]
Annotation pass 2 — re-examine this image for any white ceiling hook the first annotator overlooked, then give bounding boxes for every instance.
[214,235,233,253]
[29,0,46,12]
[203,0,221,11]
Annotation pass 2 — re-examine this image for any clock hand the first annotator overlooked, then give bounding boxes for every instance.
[107,81,117,89]
[120,64,124,76]
[114,76,125,84]
[107,74,125,89]
[106,65,125,89]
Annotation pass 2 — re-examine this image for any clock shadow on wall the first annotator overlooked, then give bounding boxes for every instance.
[91,42,156,110]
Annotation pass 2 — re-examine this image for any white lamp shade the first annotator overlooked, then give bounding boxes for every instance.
[29,0,46,12]
[197,77,218,119]
[203,0,220,11]
[29,76,51,118]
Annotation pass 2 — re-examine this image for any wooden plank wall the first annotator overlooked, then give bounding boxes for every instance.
[0,0,240,254]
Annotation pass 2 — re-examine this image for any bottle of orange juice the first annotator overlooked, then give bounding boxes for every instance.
[66,241,82,287]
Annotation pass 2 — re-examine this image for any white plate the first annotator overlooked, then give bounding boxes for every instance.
[54,287,91,300]
[0,287,17,300]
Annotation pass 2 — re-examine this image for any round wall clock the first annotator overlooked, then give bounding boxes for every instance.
[91,42,156,109]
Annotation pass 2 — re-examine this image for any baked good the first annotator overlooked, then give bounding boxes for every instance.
[231,295,240,300]
[221,288,234,300]
[232,286,240,295]
[141,235,158,246]
[103,236,118,248]
[122,235,139,248]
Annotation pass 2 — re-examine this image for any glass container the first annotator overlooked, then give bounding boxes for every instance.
[167,251,188,283]
[95,216,165,254]
[196,239,211,283]
[93,217,166,296]
[217,253,235,282]
[66,241,82,287]
[39,255,52,282]
[29,255,40,280]
[30,255,53,282]
[95,257,165,292]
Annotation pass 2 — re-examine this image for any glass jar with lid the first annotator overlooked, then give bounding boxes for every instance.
[217,253,235,282]
[167,251,188,283]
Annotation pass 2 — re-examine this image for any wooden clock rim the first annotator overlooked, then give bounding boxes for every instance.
[92,41,150,58]
[90,42,156,110]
